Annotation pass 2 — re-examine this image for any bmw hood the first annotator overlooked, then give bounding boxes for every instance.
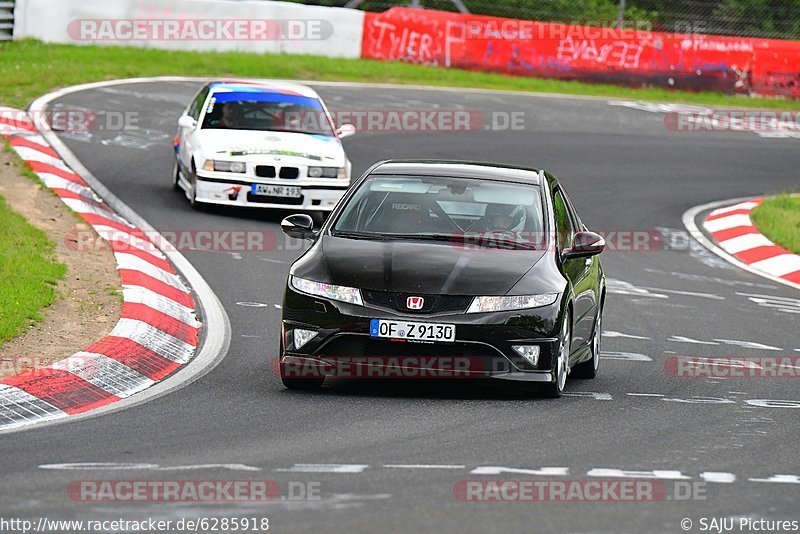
[314,236,547,295]
[198,129,345,166]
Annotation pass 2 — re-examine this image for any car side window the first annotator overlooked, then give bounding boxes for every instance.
[552,189,574,251]
[188,87,210,120]
[561,189,584,231]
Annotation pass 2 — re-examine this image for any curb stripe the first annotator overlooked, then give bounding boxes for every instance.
[708,226,758,243]
[717,233,774,254]
[120,270,194,308]
[39,174,98,198]
[0,115,36,133]
[51,187,107,208]
[79,212,138,233]
[783,270,800,284]
[735,245,787,264]
[749,254,800,277]
[0,385,66,429]
[121,303,199,345]
[706,208,752,221]
[702,197,800,287]
[114,253,186,291]
[0,108,202,431]
[27,161,87,185]
[108,241,174,273]
[12,146,69,168]
[3,370,121,415]
[95,225,164,256]
[9,136,60,159]
[83,337,181,382]
[109,319,195,363]
[703,213,752,233]
[122,286,199,327]
[49,353,155,399]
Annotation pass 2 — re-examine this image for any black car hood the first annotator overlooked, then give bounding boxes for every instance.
[311,235,547,295]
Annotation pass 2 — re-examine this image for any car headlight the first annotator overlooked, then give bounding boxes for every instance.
[308,166,346,179]
[467,294,558,313]
[290,276,363,306]
[203,160,246,173]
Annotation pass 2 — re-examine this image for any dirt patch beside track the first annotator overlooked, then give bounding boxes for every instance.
[0,149,122,378]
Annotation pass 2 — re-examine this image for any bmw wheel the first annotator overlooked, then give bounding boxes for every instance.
[172,158,182,192]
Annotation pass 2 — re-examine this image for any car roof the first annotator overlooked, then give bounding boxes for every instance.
[370,160,542,185]
[207,80,320,99]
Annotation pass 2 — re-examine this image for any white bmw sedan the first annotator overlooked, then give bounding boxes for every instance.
[173,81,355,215]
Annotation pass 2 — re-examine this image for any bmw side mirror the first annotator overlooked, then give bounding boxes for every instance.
[336,123,357,139]
[563,231,605,260]
[178,115,197,129]
[281,214,317,240]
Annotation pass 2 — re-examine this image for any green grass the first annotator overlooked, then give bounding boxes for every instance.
[1,39,799,110]
[750,195,800,255]
[0,193,66,346]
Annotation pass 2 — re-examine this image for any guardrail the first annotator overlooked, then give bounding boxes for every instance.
[0,1,13,40]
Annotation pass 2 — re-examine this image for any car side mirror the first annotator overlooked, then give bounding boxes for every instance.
[178,115,197,129]
[336,123,356,139]
[281,214,317,240]
[563,231,605,260]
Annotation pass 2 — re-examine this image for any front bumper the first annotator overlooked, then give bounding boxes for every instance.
[194,173,349,211]
[281,286,563,383]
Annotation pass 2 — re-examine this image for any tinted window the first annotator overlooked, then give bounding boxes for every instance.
[333,175,544,248]
[188,86,210,120]
[201,92,333,135]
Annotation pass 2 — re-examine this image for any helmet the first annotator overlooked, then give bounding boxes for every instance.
[485,203,526,233]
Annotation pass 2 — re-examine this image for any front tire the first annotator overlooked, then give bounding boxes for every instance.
[172,158,182,192]
[540,310,571,398]
[572,306,602,379]
[188,160,201,210]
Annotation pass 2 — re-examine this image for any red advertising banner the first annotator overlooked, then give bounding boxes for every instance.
[362,7,800,99]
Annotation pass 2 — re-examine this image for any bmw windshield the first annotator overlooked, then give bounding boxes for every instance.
[332,175,545,249]
[201,91,335,136]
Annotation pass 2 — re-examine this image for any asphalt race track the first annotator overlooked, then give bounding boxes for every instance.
[2,81,800,533]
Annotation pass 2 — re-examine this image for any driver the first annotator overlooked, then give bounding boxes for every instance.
[219,103,243,128]
[484,203,526,234]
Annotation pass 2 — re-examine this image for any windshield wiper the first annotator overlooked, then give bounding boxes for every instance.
[332,231,537,250]
[331,230,389,240]
[385,233,538,250]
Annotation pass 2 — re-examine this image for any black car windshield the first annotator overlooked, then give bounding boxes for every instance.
[332,175,545,249]
[201,92,334,136]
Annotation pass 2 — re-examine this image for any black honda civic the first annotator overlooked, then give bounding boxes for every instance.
[278,160,606,397]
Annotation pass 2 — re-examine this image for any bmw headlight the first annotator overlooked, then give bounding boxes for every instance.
[308,166,346,179]
[203,160,246,173]
[290,276,363,306]
[467,294,558,313]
